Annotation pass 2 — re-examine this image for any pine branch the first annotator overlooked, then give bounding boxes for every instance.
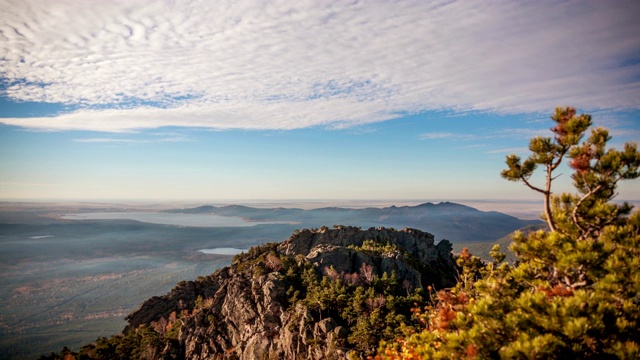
[519,176,546,195]
[572,183,603,239]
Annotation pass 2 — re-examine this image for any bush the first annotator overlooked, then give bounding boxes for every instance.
[378,107,640,359]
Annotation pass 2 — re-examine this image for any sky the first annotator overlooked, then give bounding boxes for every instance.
[0,0,639,205]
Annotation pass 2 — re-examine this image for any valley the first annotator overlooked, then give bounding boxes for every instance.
[0,201,539,359]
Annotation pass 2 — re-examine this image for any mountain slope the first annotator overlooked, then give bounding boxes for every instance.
[49,226,458,359]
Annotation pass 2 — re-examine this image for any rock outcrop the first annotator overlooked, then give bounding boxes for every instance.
[118,226,458,359]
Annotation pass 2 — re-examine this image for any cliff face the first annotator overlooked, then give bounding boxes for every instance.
[117,226,458,359]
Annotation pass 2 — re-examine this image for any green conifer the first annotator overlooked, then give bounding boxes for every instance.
[379,107,640,359]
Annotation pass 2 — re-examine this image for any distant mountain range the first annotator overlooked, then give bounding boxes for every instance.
[165,202,541,243]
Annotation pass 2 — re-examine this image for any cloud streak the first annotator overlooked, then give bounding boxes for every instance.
[485,147,531,155]
[420,132,476,140]
[1,0,639,132]
[73,136,188,144]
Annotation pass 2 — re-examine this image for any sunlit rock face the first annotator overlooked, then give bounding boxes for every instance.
[124,226,458,359]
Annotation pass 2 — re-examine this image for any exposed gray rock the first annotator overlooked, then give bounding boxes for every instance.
[123,226,458,359]
[279,225,438,263]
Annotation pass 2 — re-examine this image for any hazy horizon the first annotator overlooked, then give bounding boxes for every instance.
[0,197,612,221]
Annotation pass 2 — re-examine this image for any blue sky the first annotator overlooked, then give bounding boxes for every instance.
[1,0,639,203]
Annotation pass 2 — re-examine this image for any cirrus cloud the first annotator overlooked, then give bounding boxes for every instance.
[1,0,639,132]
[419,132,476,140]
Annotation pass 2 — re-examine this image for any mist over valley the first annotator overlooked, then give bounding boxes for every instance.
[0,200,539,359]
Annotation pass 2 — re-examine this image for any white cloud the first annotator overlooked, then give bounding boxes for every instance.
[420,128,548,142]
[420,132,476,140]
[499,128,552,139]
[73,135,188,144]
[485,147,530,155]
[1,0,639,132]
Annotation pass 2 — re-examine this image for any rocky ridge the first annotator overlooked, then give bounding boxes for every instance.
[90,226,459,359]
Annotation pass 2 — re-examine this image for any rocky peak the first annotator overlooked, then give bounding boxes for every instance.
[279,225,436,260]
[279,225,456,291]
[98,226,459,359]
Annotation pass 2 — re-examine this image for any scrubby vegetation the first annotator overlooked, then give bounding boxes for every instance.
[38,232,443,359]
[378,107,640,359]
[212,238,434,358]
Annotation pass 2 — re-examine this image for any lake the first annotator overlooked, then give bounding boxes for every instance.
[61,212,288,227]
[198,247,247,255]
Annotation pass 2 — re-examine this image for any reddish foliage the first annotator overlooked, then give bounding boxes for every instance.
[460,247,471,261]
[466,344,478,359]
[538,284,574,298]
[570,146,593,174]
[551,107,576,139]
[435,307,457,331]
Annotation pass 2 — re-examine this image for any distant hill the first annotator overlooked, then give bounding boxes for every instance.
[165,202,541,243]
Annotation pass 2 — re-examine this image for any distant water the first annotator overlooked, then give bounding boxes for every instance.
[198,248,246,255]
[61,212,285,227]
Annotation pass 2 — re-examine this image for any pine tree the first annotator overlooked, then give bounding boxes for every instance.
[500,107,592,232]
[379,107,640,359]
